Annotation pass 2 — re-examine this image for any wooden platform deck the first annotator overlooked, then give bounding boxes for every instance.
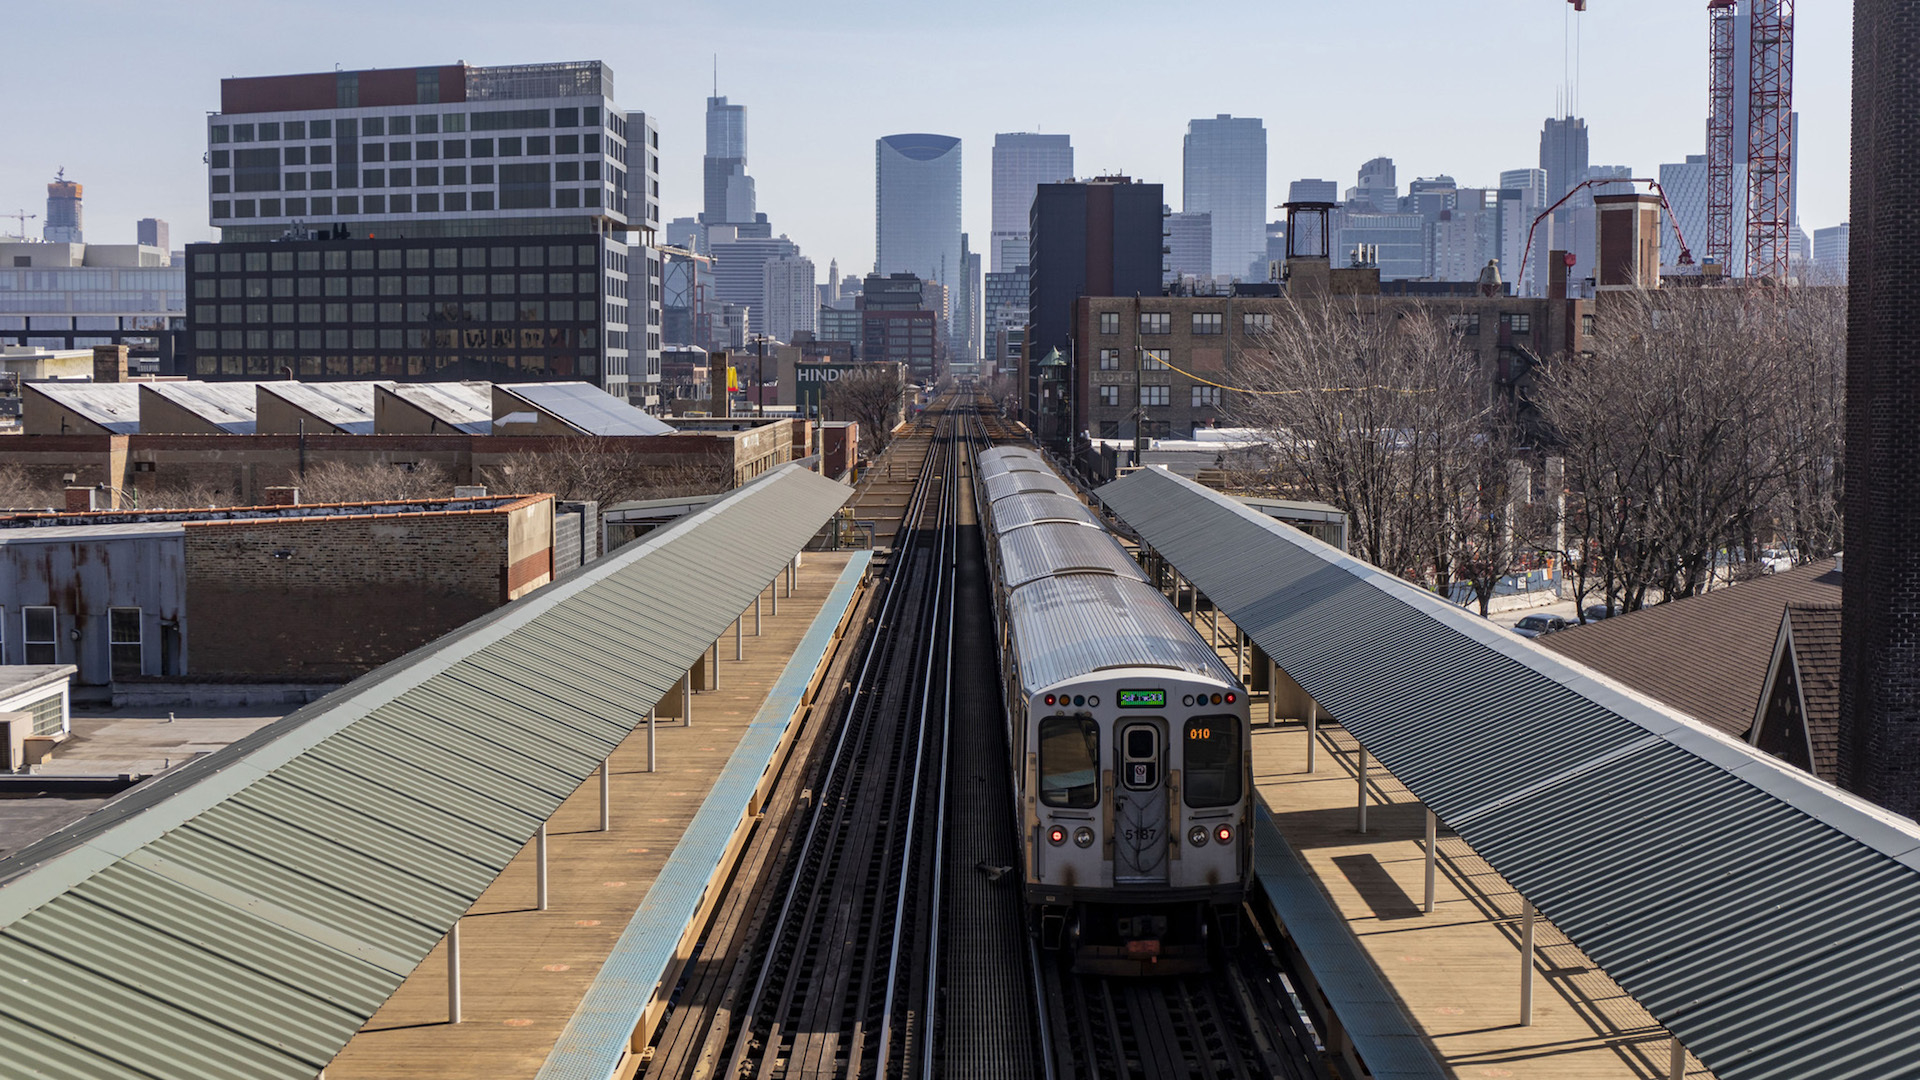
[1249,707,1718,1080]
[321,552,861,1080]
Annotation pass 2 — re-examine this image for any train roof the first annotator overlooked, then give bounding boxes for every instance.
[987,492,1101,532]
[997,521,1150,590]
[983,470,1076,504]
[1007,574,1239,695]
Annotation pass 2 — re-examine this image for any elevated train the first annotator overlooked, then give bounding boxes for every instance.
[976,446,1252,974]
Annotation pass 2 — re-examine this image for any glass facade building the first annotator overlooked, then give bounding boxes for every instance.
[0,243,184,357]
[196,61,661,406]
[1182,115,1267,280]
[875,134,962,319]
[990,133,1073,273]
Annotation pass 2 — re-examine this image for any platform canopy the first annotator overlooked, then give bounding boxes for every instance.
[0,463,851,1080]
[1098,465,1920,1080]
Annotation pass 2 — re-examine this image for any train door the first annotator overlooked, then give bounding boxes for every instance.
[1113,720,1169,884]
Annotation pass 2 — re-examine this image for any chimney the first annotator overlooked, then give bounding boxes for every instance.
[710,350,732,418]
[1548,249,1571,301]
[64,487,99,513]
[260,486,300,506]
[92,345,128,384]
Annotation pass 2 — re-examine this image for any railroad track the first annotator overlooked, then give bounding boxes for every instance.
[721,396,964,1079]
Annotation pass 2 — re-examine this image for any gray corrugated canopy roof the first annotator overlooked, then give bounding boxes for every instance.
[0,463,851,1080]
[1096,466,1920,1080]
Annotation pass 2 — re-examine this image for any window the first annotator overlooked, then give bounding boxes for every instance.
[1192,385,1222,408]
[1242,312,1273,335]
[443,113,466,133]
[362,117,385,137]
[310,119,331,138]
[1183,717,1242,807]
[110,607,142,678]
[285,120,306,139]
[389,143,413,163]
[1099,312,1121,335]
[211,149,230,169]
[1141,349,1170,371]
[1449,313,1481,335]
[500,137,523,156]
[210,125,229,144]
[471,164,494,184]
[1507,312,1532,333]
[1191,312,1223,335]
[1581,313,1596,336]
[1139,312,1170,335]
[259,122,280,141]
[1098,385,1120,406]
[1140,385,1170,406]
[1038,716,1100,808]
[1098,348,1121,370]
[23,607,56,665]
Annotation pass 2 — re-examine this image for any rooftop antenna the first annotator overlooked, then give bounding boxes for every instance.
[713,55,718,99]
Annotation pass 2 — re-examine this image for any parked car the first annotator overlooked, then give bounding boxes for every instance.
[1581,604,1614,623]
[1512,614,1570,639]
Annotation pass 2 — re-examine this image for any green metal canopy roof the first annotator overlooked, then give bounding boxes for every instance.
[0,463,851,1080]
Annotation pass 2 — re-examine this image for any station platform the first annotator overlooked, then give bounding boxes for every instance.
[1249,717,1713,1080]
[321,550,870,1080]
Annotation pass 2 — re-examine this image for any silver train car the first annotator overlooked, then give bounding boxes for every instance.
[977,446,1252,975]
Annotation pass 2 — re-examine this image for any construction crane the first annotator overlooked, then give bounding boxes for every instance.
[1705,0,1740,269]
[3,210,35,239]
[1519,177,1696,290]
[1745,0,1794,280]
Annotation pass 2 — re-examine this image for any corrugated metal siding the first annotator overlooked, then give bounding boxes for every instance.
[986,492,1100,533]
[983,470,1075,505]
[0,464,852,1080]
[1008,574,1238,696]
[998,521,1149,590]
[1097,466,1920,1080]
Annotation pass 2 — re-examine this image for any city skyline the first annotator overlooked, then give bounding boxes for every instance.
[1,0,1853,279]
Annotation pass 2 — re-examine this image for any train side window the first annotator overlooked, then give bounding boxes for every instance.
[1039,716,1100,808]
[1183,716,1243,807]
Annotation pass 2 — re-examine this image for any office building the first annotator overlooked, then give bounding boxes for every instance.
[954,234,981,364]
[703,95,755,228]
[1814,223,1849,283]
[1336,213,1425,278]
[762,254,817,344]
[137,218,170,253]
[857,273,939,380]
[990,132,1073,273]
[1287,178,1339,205]
[703,227,798,337]
[194,61,657,403]
[1027,177,1164,442]
[1182,115,1267,280]
[1346,157,1397,214]
[875,134,963,322]
[661,245,712,347]
[1166,212,1213,284]
[0,243,183,360]
[43,176,82,244]
[1499,168,1548,213]
[1540,117,1591,207]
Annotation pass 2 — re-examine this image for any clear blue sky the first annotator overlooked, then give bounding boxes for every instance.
[2,0,1852,270]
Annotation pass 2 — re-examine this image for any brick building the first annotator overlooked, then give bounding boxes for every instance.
[1063,285,1584,442]
[0,494,557,686]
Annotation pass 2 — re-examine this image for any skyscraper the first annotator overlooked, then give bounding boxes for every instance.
[991,132,1074,273]
[44,176,81,243]
[1183,115,1267,280]
[704,95,755,226]
[762,254,817,344]
[1348,157,1397,213]
[875,133,962,319]
[1165,212,1213,284]
[1813,222,1849,283]
[1539,117,1590,207]
[1498,169,1548,212]
[136,218,169,252]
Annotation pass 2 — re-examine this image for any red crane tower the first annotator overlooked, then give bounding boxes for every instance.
[1745,0,1794,279]
[1704,0,1740,269]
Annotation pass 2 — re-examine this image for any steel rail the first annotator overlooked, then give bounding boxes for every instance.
[721,416,947,1078]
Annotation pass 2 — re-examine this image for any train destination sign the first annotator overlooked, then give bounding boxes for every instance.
[1117,689,1166,709]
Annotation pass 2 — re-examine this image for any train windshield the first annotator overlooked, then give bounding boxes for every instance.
[1183,716,1243,808]
[1038,716,1101,808]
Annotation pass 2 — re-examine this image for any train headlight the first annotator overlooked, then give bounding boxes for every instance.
[1182,694,1194,707]
[1215,824,1234,845]
[1048,826,1067,846]
[1073,827,1095,848]
[1188,825,1209,848]
[1088,695,1099,707]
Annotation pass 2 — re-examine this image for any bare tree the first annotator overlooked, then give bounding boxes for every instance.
[478,438,733,507]
[1534,285,1819,612]
[0,466,61,510]
[1229,296,1497,594]
[296,460,452,504]
[822,368,907,456]
[140,479,237,510]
